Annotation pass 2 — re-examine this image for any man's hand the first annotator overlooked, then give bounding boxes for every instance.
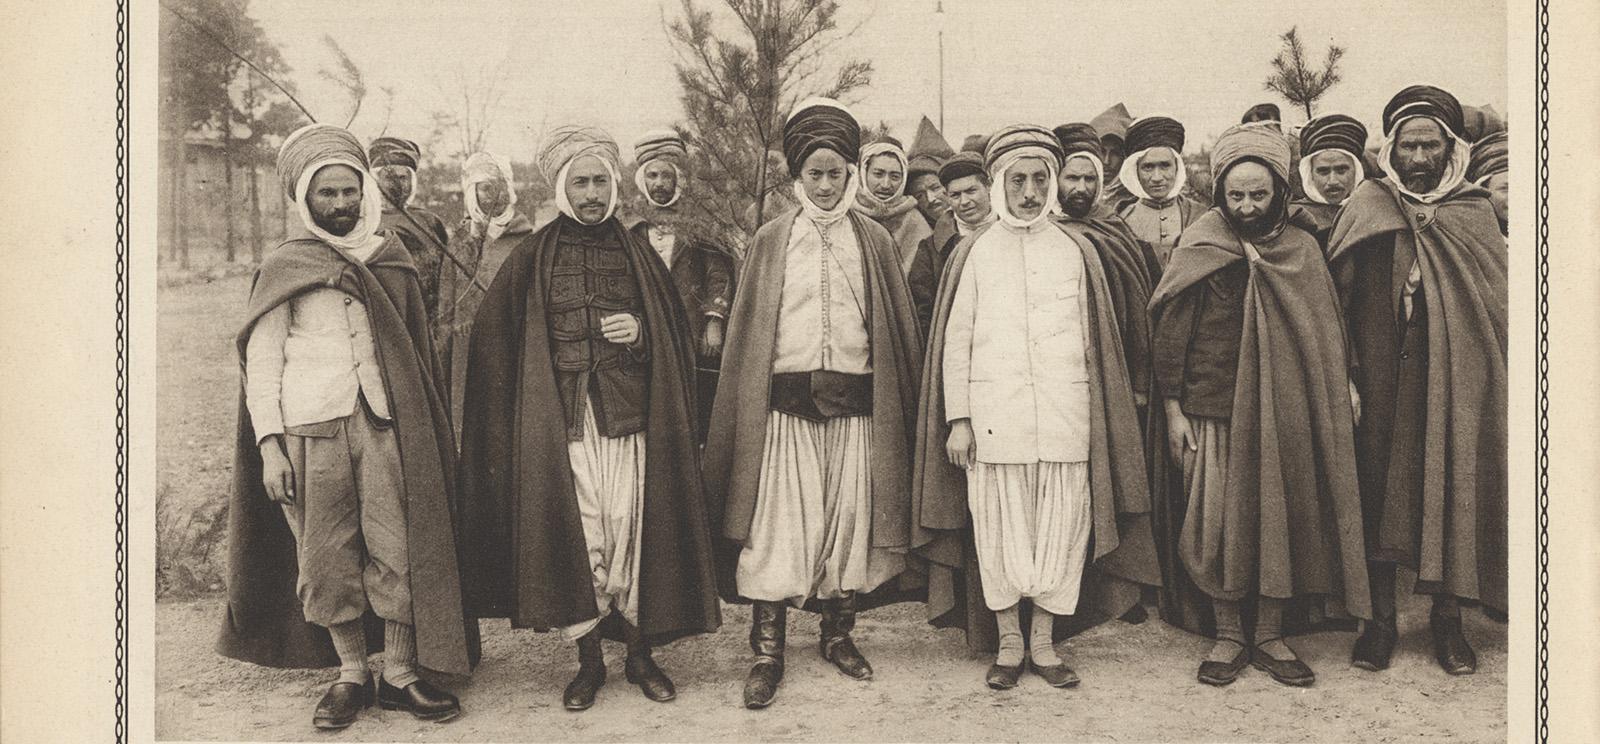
[702,317,725,358]
[260,435,296,505]
[1164,399,1198,463]
[946,418,977,469]
[601,313,641,346]
[1349,380,1362,426]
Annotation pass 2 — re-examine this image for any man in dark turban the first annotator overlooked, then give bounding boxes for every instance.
[1328,84,1507,676]
[1292,114,1371,244]
[1150,124,1370,689]
[1467,130,1509,234]
[1116,116,1205,270]
[456,125,721,711]
[906,151,994,337]
[218,123,472,729]
[705,97,924,709]
[368,137,450,326]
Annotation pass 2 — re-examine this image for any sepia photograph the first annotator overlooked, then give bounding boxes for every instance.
[144,0,1520,740]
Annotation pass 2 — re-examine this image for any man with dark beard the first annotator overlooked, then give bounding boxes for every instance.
[1329,85,1507,677]
[1150,124,1370,688]
[1291,115,1370,245]
[1116,116,1206,270]
[456,126,721,711]
[628,129,737,439]
[906,151,993,338]
[369,137,450,322]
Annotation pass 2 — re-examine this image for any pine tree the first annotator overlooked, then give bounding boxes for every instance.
[1263,26,1345,120]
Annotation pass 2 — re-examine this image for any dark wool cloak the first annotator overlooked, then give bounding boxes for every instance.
[455,215,721,645]
[1326,179,1507,611]
[1149,210,1371,618]
[912,221,1161,651]
[217,234,477,675]
[703,208,926,608]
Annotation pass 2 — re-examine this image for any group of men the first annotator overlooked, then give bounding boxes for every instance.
[216,82,1508,730]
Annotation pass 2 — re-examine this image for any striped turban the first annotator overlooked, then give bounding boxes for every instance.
[985,124,1063,228]
[1125,116,1185,154]
[1383,85,1465,139]
[633,129,687,166]
[1053,122,1105,165]
[938,151,986,187]
[275,123,384,251]
[367,137,420,170]
[538,125,622,223]
[782,97,860,177]
[1299,114,1369,204]
[1467,130,1509,184]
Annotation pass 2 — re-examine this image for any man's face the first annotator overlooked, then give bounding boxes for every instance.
[1392,118,1453,194]
[565,155,613,224]
[373,165,414,207]
[944,174,991,226]
[908,172,947,214]
[1003,157,1052,221]
[474,179,510,220]
[1309,150,1358,205]
[1486,171,1509,227]
[1222,161,1277,237]
[1057,156,1101,218]
[1136,147,1178,200]
[640,160,679,205]
[306,164,362,236]
[864,153,905,200]
[1102,137,1125,176]
[799,148,850,210]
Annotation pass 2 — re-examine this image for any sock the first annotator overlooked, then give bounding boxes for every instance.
[994,605,1024,667]
[1207,600,1245,663]
[1255,597,1296,661]
[1029,606,1062,666]
[327,620,370,685]
[1431,593,1461,621]
[383,620,420,688]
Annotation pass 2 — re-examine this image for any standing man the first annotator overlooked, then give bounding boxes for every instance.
[907,151,993,338]
[1292,115,1370,245]
[1329,85,1507,676]
[436,152,534,443]
[1091,103,1134,208]
[907,115,956,228]
[369,136,450,323]
[629,129,738,439]
[913,124,1159,690]
[218,123,470,729]
[456,126,721,710]
[705,98,924,710]
[1117,116,1205,270]
[1149,124,1371,688]
[852,135,935,277]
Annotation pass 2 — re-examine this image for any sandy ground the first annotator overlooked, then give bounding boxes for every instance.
[157,276,1507,742]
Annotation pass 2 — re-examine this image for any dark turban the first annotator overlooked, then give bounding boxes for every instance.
[1125,116,1185,154]
[984,124,1064,172]
[1466,130,1509,183]
[782,98,860,177]
[1300,114,1369,159]
[367,136,420,170]
[1242,103,1282,124]
[633,129,688,165]
[961,133,989,154]
[937,151,986,187]
[277,123,368,199]
[1052,122,1105,164]
[1383,84,1464,138]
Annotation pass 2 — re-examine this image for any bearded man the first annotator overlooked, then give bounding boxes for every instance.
[705,98,924,710]
[369,137,450,322]
[218,124,471,729]
[1116,116,1205,269]
[907,151,994,338]
[913,124,1159,690]
[851,135,935,277]
[907,115,956,228]
[1328,85,1507,676]
[436,152,534,443]
[1467,130,1509,235]
[1150,124,1371,688]
[629,129,738,439]
[1291,115,1370,245]
[456,126,721,711]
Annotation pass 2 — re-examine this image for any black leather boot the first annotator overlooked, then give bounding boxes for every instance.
[819,591,872,680]
[622,624,676,702]
[1431,609,1478,675]
[563,630,607,711]
[1351,617,1398,671]
[743,602,786,709]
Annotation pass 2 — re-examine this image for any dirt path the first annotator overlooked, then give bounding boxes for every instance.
[156,595,1504,743]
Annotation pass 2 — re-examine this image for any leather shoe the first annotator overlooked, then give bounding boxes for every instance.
[377,677,460,723]
[985,662,1023,690]
[563,663,607,711]
[1197,641,1250,686]
[1119,604,1149,625]
[1431,613,1478,675]
[624,651,677,702]
[313,676,373,730]
[1029,659,1080,688]
[1351,619,1398,671]
[743,657,783,709]
[1251,640,1316,687]
[820,636,873,680]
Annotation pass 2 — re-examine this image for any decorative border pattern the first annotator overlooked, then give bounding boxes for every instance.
[1535,0,1551,740]
[115,0,130,740]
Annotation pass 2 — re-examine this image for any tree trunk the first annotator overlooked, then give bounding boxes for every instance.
[249,162,263,263]
[222,116,236,263]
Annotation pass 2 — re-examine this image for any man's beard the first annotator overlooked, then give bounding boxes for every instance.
[1060,191,1095,218]
[648,185,677,205]
[379,183,410,207]
[1400,160,1446,193]
[1229,210,1276,239]
[311,206,359,236]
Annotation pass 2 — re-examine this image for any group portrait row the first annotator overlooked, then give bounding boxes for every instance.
[216,80,1509,730]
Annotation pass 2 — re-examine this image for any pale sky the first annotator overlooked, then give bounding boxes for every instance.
[251,0,1509,163]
